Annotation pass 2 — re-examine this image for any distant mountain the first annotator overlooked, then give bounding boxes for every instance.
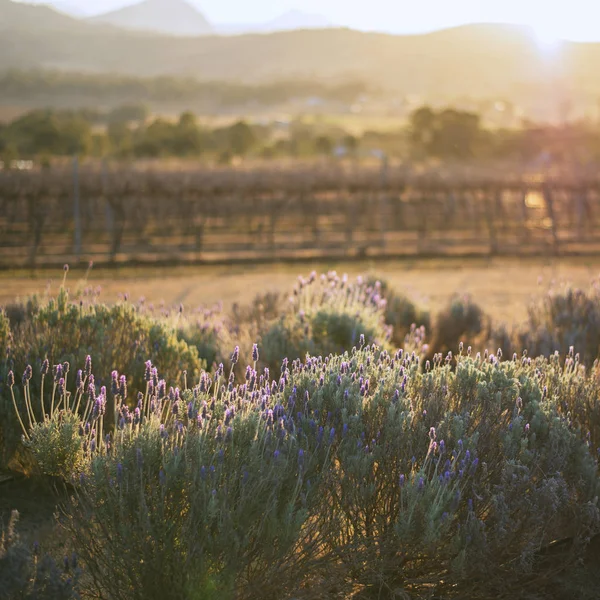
[1,2,600,115]
[0,0,81,30]
[217,10,333,35]
[89,0,213,36]
[51,1,92,18]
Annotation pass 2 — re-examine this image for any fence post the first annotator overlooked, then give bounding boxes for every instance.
[73,155,81,260]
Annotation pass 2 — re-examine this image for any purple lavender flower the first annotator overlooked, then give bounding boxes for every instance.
[231,345,240,365]
[399,474,405,487]
[136,448,143,469]
[117,462,123,484]
[252,343,259,362]
[22,365,32,386]
[41,359,49,376]
[159,469,166,487]
[418,477,425,491]
[79,354,90,378]
[58,377,65,396]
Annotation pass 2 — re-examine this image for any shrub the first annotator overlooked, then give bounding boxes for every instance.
[11,343,600,599]
[517,283,600,364]
[5,286,204,415]
[365,275,431,347]
[60,356,333,600]
[429,294,488,358]
[0,510,81,600]
[261,272,391,371]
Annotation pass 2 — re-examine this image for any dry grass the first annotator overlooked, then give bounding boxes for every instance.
[1,257,600,327]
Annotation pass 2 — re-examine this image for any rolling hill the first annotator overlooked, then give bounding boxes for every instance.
[0,0,82,30]
[88,0,213,36]
[1,1,600,112]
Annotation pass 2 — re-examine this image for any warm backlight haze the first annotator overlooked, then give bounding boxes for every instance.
[15,0,600,41]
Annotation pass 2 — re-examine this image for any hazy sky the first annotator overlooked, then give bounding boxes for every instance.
[23,0,600,40]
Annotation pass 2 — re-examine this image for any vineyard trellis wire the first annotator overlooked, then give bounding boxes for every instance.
[0,160,599,268]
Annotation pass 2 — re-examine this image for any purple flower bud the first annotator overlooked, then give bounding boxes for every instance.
[252,344,259,362]
[41,359,49,376]
[231,346,240,365]
[159,468,166,487]
[399,474,405,487]
[117,463,123,483]
[22,364,32,386]
[58,377,65,396]
[418,477,425,491]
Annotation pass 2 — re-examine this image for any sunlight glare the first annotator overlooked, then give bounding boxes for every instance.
[530,21,563,54]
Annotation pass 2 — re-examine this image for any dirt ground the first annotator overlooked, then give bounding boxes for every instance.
[1,256,600,327]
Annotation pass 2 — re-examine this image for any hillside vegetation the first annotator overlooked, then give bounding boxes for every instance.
[1,1,600,109]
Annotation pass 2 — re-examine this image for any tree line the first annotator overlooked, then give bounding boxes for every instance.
[2,104,600,164]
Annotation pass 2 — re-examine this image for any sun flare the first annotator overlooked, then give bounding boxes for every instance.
[530,21,563,53]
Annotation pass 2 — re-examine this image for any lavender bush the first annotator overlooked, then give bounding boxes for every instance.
[8,340,600,599]
[0,510,81,600]
[517,283,600,364]
[261,272,392,371]
[3,285,204,431]
[429,294,489,358]
[365,275,431,347]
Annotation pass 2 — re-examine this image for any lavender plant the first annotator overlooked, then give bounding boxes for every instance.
[429,294,488,358]
[4,286,204,421]
[8,321,600,598]
[0,510,81,600]
[365,275,431,347]
[261,272,391,371]
[518,282,600,364]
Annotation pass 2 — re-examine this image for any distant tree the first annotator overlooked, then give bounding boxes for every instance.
[409,106,481,159]
[315,135,333,156]
[227,121,257,156]
[108,104,149,125]
[4,109,92,156]
[172,112,203,157]
[343,134,358,155]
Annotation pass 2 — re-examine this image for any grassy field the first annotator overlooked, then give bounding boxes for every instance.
[2,256,600,326]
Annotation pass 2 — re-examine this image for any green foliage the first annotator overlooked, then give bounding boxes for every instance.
[9,343,600,599]
[365,275,430,347]
[409,106,482,159]
[430,294,488,358]
[517,283,600,364]
[2,109,93,157]
[0,510,81,600]
[261,272,391,371]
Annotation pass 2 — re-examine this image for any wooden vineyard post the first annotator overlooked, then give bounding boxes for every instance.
[542,183,559,255]
[378,154,388,248]
[484,188,497,255]
[102,159,115,262]
[73,155,82,260]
